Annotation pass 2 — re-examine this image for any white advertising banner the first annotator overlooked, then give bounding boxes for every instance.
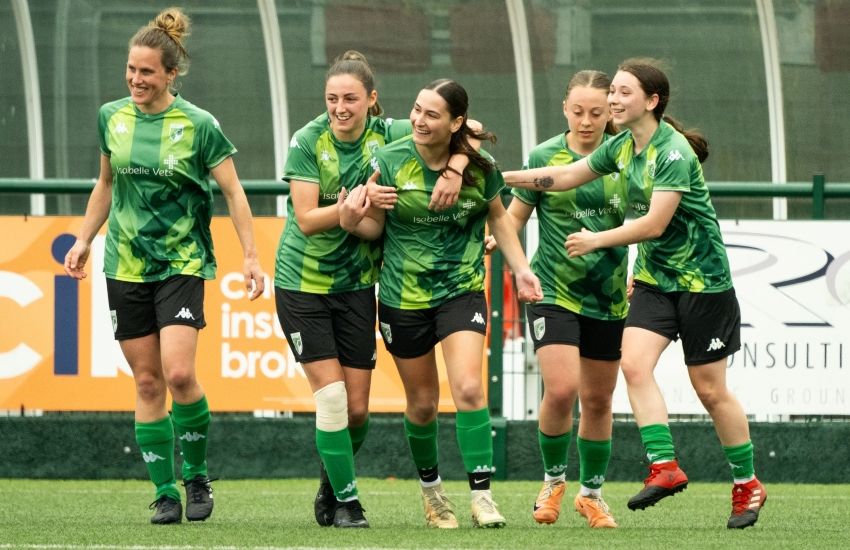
[611,220,850,417]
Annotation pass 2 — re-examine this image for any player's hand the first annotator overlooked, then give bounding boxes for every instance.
[627,274,634,301]
[484,234,498,254]
[64,239,91,280]
[565,228,599,257]
[244,257,265,301]
[338,184,371,231]
[430,167,461,211]
[364,170,396,209]
[515,268,543,303]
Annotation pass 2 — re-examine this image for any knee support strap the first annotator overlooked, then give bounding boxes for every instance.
[314,380,348,432]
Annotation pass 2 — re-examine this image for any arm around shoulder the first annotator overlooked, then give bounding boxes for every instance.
[503,157,597,192]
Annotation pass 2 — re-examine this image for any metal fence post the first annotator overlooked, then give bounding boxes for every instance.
[488,250,507,479]
[813,173,825,220]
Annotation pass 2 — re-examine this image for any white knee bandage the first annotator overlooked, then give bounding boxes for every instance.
[314,381,348,431]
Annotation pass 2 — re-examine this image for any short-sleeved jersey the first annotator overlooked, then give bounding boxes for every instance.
[513,133,629,320]
[98,95,235,282]
[375,136,504,310]
[587,120,732,293]
[274,114,412,294]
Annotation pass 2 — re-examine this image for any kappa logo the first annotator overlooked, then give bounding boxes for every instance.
[549,463,567,474]
[380,322,393,344]
[647,160,657,179]
[366,139,380,154]
[174,307,195,320]
[402,181,418,191]
[667,149,684,162]
[142,451,165,463]
[115,122,128,135]
[179,431,206,443]
[584,474,605,485]
[169,123,184,143]
[706,338,726,352]
[370,157,379,171]
[320,150,331,162]
[533,317,545,340]
[110,310,118,333]
[290,332,303,355]
[471,312,485,325]
[472,465,492,473]
[289,135,299,148]
[339,480,357,496]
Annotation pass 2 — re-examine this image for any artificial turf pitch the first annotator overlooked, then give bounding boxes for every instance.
[0,478,846,549]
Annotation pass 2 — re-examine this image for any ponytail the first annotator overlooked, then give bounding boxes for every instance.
[663,115,709,163]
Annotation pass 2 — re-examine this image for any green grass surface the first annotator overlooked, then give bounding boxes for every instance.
[0,478,846,549]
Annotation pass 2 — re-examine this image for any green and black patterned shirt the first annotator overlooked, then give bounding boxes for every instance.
[588,120,732,293]
[374,136,503,310]
[274,114,412,293]
[98,95,234,282]
[513,132,629,320]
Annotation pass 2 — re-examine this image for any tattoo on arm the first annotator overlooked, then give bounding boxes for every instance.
[534,176,554,189]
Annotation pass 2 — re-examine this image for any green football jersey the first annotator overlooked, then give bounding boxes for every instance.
[375,137,504,310]
[274,114,412,293]
[98,95,235,282]
[513,133,628,320]
[587,120,732,293]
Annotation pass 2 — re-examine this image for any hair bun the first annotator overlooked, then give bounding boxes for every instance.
[153,7,191,43]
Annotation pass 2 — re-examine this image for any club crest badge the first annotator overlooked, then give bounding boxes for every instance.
[533,317,545,340]
[290,332,303,355]
[169,123,184,143]
[380,322,393,344]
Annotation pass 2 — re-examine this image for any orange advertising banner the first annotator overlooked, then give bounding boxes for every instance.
[0,216,468,412]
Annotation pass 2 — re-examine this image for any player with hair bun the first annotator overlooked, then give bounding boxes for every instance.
[65,6,265,524]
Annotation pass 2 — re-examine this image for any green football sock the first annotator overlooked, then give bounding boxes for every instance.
[455,408,493,475]
[724,441,755,482]
[316,427,357,501]
[639,424,676,463]
[538,429,570,479]
[404,416,439,470]
[577,437,611,489]
[349,414,370,456]
[171,395,210,480]
[135,416,180,501]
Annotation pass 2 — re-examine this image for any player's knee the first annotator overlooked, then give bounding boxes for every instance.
[694,385,726,412]
[348,407,369,428]
[620,356,651,386]
[542,384,577,409]
[134,372,166,404]
[579,392,612,418]
[453,382,485,410]
[315,381,349,431]
[406,399,438,425]
[165,367,197,395]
